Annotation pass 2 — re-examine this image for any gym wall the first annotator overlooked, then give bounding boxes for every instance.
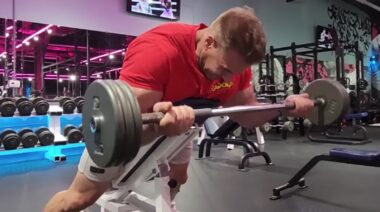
[0,0,372,82]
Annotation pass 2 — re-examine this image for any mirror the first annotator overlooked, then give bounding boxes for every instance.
[0,18,135,99]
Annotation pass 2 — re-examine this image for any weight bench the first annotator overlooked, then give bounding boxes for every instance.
[271,147,380,200]
[198,116,272,170]
[307,112,371,145]
[83,127,201,212]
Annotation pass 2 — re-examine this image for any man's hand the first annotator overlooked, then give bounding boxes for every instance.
[153,102,195,136]
[284,93,314,118]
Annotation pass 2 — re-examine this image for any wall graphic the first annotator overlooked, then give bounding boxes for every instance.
[327,4,371,53]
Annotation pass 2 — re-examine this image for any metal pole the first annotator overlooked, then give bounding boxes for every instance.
[56,59,59,97]
[12,0,16,96]
[86,30,90,87]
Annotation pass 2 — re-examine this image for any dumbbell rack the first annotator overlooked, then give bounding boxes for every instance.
[0,114,85,168]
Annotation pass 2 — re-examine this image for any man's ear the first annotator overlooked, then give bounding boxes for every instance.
[205,35,217,49]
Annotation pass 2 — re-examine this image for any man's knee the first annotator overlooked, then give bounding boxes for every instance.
[169,163,189,185]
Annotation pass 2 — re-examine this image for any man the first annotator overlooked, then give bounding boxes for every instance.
[44,6,314,212]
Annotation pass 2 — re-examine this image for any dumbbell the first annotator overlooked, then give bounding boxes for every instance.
[63,125,83,143]
[260,121,295,132]
[0,97,16,117]
[15,97,33,116]
[32,97,49,115]
[35,127,55,146]
[18,128,38,148]
[60,97,76,114]
[0,129,21,150]
[74,97,85,113]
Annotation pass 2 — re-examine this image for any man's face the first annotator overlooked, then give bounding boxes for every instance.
[199,37,249,81]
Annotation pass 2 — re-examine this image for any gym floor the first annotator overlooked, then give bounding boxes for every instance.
[1,127,380,212]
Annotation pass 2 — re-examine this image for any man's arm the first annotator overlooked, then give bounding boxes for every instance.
[44,172,110,212]
[223,85,281,128]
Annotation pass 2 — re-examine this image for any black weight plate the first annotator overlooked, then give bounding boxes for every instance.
[18,101,33,116]
[74,96,85,105]
[64,125,76,137]
[38,130,55,146]
[59,97,71,107]
[0,129,17,140]
[0,97,13,105]
[303,79,350,126]
[21,132,38,148]
[76,100,84,113]
[83,80,126,167]
[35,101,49,115]
[32,97,44,106]
[115,80,142,165]
[18,128,33,137]
[62,100,76,114]
[67,129,83,143]
[16,97,29,107]
[1,130,20,150]
[35,127,49,136]
[1,101,16,117]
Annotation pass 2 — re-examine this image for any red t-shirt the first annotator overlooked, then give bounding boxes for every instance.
[119,23,252,104]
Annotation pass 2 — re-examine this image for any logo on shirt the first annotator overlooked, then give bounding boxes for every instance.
[211,82,234,92]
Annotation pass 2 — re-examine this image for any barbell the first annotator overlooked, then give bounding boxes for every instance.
[82,79,349,167]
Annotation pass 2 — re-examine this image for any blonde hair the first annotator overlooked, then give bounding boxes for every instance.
[209,6,267,64]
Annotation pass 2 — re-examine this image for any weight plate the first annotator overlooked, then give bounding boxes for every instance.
[35,101,49,115]
[64,125,76,137]
[114,80,142,165]
[1,101,16,117]
[76,100,84,113]
[16,97,29,107]
[18,128,33,137]
[284,121,295,132]
[32,97,44,106]
[21,132,38,148]
[18,101,33,116]
[303,79,349,126]
[303,119,312,128]
[1,130,20,150]
[67,129,83,143]
[74,96,85,105]
[59,97,71,107]
[83,80,127,167]
[261,122,271,132]
[62,100,76,114]
[37,129,55,146]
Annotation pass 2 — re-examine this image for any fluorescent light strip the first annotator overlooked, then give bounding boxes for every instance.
[16,24,53,49]
[6,26,13,31]
[81,49,124,64]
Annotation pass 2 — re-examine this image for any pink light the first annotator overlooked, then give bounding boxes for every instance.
[80,49,123,64]
[16,24,53,49]
[6,26,13,31]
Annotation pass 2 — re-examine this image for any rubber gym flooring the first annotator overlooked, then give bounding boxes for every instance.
[0,127,380,212]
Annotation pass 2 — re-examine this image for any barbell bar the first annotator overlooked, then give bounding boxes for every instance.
[83,79,349,167]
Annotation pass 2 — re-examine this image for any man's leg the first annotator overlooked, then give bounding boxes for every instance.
[168,140,193,201]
